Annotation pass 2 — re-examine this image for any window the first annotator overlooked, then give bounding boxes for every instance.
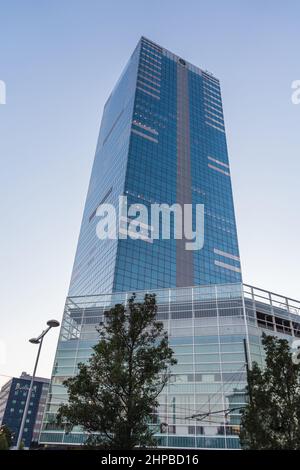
[293,321,300,337]
[168,425,176,434]
[256,311,274,330]
[275,316,292,335]
[188,426,204,435]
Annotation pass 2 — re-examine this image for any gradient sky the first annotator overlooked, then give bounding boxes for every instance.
[0,0,299,387]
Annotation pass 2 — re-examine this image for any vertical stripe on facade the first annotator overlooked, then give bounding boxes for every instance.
[176,62,194,287]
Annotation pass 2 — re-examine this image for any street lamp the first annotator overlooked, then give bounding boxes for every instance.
[15,319,60,450]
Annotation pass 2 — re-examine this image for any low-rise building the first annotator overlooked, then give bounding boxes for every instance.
[0,372,49,448]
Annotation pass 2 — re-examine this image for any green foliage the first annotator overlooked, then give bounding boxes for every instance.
[0,425,12,448]
[0,433,8,450]
[240,333,300,449]
[0,425,13,450]
[18,440,25,450]
[57,294,176,449]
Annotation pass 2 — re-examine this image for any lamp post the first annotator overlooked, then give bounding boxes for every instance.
[15,319,60,450]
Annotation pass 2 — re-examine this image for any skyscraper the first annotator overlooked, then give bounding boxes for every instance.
[40,38,300,449]
[69,36,242,297]
[41,37,258,449]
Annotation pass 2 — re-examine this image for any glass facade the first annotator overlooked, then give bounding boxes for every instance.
[69,37,241,297]
[40,283,300,448]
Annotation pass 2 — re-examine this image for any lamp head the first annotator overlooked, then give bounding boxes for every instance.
[47,319,60,328]
[29,338,40,344]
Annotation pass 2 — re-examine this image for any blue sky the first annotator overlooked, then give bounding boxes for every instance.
[0,0,299,385]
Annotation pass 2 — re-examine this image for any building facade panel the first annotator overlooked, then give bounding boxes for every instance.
[40,283,300,448]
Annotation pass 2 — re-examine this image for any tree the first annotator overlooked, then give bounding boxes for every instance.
[240,333,300,449]
[0,433,8,451]
[57,293,176,449]
[0,425,12,450]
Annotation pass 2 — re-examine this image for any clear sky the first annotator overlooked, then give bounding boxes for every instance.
[0,0,299,387]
